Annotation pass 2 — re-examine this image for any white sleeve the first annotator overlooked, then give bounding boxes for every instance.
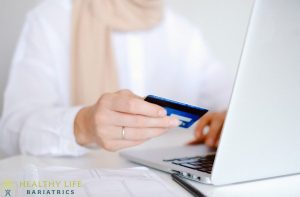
[185,27,235,111]
[0,11,89,156]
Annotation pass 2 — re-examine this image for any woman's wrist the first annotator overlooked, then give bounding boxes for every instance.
[74,106,95,146]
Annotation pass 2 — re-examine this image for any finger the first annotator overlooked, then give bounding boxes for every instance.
[187,138,205,145]
[109,111,180,128]
[194,113,212,139]
[110,95,167,117]
[214,138,220,148]
[214,125,223,148]
[205,119,224,147]
[119,127,169,141]
[117,89,144,99]
[97,126,169,141]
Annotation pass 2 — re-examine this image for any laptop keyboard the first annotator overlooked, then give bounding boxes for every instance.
[163,154,215,174]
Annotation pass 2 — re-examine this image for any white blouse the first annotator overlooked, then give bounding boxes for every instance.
[0,0,233,156]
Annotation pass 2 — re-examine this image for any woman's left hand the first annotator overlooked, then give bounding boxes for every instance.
[188,111,227,148]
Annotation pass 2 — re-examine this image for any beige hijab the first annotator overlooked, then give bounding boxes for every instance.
[71,0,163,105]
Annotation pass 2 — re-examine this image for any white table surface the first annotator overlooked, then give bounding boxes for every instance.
[1,128,300,197]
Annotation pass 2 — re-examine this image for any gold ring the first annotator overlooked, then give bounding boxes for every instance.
[121,127,126,140]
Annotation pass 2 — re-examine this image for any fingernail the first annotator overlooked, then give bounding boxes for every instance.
[207,138,214,146]
[158,109,167,117]
[170,118,181,127]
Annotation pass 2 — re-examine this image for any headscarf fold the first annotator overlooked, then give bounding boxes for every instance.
[71,0,163,105]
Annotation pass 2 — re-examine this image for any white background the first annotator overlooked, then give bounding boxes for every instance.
[0,0,253,114]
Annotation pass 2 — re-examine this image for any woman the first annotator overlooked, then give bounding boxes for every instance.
[0,0,232,156]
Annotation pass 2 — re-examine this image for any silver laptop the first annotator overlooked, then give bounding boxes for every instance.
[120,0,300,185]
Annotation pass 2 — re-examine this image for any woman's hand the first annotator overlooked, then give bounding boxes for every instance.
[74,90,180,151]
[188,111,227,148]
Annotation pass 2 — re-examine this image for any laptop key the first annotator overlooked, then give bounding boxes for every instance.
[164,154,215,173]
[178,163,201,170]
[171,158,202,165]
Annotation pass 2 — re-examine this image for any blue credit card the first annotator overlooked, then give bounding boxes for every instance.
[144,95,208,128]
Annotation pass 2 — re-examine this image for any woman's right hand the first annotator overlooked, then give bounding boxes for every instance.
[74,89,180,151]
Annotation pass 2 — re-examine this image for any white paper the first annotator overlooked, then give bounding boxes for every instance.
[0,166,179,197]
